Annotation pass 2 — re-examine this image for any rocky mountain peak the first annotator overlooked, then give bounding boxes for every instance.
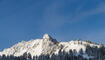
[42,34,58,55]
[42,34,57,43]
[43,34,52,40]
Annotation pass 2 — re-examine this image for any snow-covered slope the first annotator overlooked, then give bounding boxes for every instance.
[0,34,105,60]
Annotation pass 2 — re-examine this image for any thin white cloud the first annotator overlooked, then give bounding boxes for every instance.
[67,2,105,24]
[39,1,105,32]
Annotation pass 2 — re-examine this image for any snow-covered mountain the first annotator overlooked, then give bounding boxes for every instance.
[0,34,105,60]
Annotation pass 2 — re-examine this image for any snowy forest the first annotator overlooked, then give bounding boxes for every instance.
[0,45,105,60]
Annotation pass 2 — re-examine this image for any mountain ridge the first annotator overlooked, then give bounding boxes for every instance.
[0,34,105,60]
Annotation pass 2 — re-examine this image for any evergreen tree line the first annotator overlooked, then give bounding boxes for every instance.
[0,46,105,60]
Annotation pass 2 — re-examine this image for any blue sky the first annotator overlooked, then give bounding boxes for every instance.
[0,0,105,51]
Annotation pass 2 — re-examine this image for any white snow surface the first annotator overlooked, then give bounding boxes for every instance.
[0,34,101,57]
